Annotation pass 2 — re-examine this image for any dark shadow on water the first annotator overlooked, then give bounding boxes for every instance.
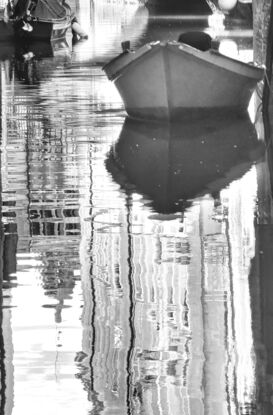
[105,113,265,214]
[146,0,211,15]
[0,38,71,85]
[0,38,71,61]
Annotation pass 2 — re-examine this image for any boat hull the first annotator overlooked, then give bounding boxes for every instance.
[103,41,264,121]
[0,18,70,42]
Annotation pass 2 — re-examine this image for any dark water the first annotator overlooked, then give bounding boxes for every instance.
[0,2,273,414]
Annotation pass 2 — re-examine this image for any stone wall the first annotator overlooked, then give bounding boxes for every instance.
[253,0,272,64]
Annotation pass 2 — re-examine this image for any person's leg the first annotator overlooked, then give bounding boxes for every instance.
[12,0,31,19]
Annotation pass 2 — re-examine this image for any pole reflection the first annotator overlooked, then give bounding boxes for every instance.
[0,64,6,410]
[125,193,136,415]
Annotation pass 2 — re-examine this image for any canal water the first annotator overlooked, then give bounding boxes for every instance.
[0,2,273,414]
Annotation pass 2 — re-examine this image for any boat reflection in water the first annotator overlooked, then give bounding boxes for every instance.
[106,113,265,213]
[0,38,71,85]
[73,112,267,414]
[0,37,71,61]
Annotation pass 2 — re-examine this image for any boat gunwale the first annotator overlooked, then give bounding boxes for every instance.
[104,41,264,82]
[175,43,264,79]
[0,14,70,24]
[103,43,154,80]
[0,16,70,41]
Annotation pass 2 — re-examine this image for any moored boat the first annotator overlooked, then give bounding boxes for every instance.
[0,0,71,42]
[103,38,264,121]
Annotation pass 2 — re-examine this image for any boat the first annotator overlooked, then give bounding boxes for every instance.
[0,0,71,42]
[103,37,264,121]
[105,114,265,213]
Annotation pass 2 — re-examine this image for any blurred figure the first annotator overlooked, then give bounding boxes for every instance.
[9,0,30,19]
[6,0,34,31]
[3,0,88,39]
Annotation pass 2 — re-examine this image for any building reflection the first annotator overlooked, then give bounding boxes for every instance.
[0,60,15,415]
[1,4,273,415]
[0,32,123,413]
[71,0,149,63]
[73,114,266,414]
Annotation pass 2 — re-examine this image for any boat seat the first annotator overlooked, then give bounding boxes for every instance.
[178,31,215,51]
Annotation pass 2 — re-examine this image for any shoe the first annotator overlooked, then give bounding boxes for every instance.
[22,22,33,32]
